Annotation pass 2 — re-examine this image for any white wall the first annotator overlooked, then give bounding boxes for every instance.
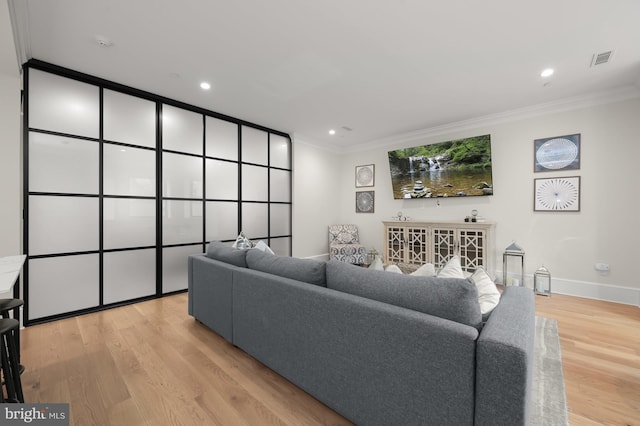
[291,135,343,258]
[313,98,640,305]
[0,72,21,259]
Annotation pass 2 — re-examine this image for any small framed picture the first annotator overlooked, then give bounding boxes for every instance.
[534,134,580,172]
[355,164,375,187]
[534,176,580,212]
[356,191,375,213]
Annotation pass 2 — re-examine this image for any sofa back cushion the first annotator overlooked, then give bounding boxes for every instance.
[246,249,327,287]
[326,260,482,328]
[206,241,249,267]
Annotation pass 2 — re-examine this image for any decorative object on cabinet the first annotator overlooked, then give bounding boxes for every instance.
[383,220,495,277]
[355,191,375,213]
[534,176,580,212]
[355,164,375,187]
[534,265,552,296]
[534,134,580,172]
[503,242,525,286]
[328,224,367,264]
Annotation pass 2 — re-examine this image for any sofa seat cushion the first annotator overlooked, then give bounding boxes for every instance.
[206,241,249,267]
[246,249,327,287]
[326,260,482,328]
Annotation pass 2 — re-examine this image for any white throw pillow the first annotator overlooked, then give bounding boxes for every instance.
[437,256,464,278]
[253,240,275,254]
[368,255,384,271]
[410,263,436,277]
[470,267,501,315]
[385,264,403,274]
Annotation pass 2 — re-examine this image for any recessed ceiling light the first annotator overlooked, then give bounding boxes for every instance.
[200,82,211,90]
[540,68,554,78]
[329,129,336,135]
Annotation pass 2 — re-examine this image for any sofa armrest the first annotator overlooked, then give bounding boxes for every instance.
[475,286,536,426]
[188,254,238,342]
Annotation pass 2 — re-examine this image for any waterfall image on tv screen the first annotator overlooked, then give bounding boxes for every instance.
[387,134,493,199]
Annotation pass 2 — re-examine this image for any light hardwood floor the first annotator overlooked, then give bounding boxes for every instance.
[17,292,639,425]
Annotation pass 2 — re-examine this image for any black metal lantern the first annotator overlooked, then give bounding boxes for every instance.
[534,265,551,296]
[503,242,525,286]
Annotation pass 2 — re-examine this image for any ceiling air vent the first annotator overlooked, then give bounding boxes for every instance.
[590,50,613,67]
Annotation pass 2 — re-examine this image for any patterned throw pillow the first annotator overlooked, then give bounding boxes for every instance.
[232,231,255,249]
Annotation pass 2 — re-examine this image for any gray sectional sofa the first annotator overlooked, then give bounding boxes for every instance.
[188,242,536,426]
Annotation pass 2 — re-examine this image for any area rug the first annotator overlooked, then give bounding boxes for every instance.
[531,316,569,425]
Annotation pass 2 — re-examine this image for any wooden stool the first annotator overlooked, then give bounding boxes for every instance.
[0,318,23,403]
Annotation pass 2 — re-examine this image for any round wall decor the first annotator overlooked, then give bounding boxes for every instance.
[534,176,580,211]
[356,191,375,213]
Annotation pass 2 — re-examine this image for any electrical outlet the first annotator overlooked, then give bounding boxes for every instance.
[595,263,610,272]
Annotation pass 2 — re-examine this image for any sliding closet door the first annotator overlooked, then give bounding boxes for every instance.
[24,63,292,324]
[27,69,101,319]
[161,105,203,293]
[102,89,157,304]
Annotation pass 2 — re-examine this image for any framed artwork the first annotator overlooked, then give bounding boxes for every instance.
[356,191,375,213]
[534,134,580,172]
[534,176,580,212]
[355,164,375,187]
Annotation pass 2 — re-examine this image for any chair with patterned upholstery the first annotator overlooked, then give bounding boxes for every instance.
[328,224,367,264]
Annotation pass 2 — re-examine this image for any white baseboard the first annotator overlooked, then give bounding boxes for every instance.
[497,271,639,307]
[304,253,330,261]
[549,277,640,306]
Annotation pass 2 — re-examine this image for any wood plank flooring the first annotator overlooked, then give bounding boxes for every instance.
[17,292,640,425]
[535,293,640,426]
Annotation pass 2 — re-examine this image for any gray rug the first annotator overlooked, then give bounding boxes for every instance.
[531,316,569,425]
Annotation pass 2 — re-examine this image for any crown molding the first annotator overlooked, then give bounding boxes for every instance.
[7,0,31,72]
[346,85,640,153]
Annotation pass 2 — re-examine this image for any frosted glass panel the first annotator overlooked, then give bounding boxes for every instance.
[270,169,291,202]
[29,132,99,194]
[242,165,268,201]
[29,69,99,138]
[270,204,291,236]
[162,105,202,155]
[241,203,268,239]
[163,200,203,245]
[206,159,238,200]
[269,237,291,256]
[163,153,203,198]
[242,126,268,165]
[206,202,238,241]
[206,116,238,160]
[29,196,99,255]
[28,254,99,319]
[104,249,156,304]
[163,245,201,293]
[270,134,291,169]
[104,144,156,196]
[103,90,156,148]
[103,198,156,249]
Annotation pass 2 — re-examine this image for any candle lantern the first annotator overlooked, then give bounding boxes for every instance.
[534,265,551,296]
[367,248,379,265]
[503,242,525,286]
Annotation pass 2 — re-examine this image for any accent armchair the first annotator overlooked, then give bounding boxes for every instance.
[328,224,367,264]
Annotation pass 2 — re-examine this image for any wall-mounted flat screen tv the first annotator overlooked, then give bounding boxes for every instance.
[388,134,493,199]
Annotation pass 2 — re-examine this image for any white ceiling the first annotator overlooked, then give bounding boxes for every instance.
[7,0,640,151]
